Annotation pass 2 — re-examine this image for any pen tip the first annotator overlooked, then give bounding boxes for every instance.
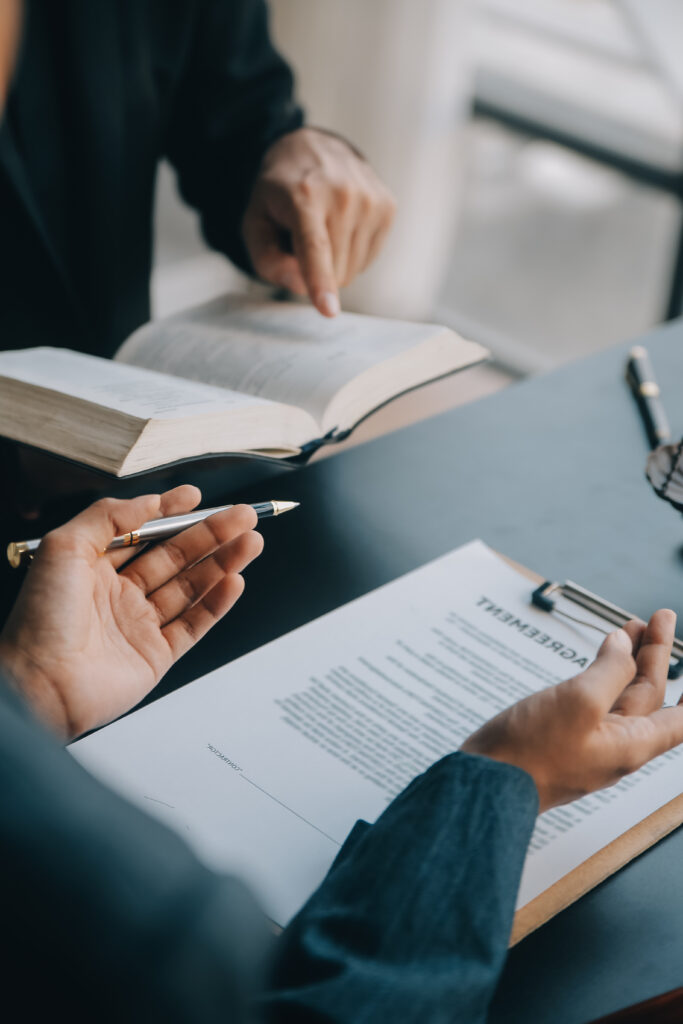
[272,500,300,516]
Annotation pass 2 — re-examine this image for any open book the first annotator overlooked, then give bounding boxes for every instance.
[0,297,487,477]
[70,541,683,940]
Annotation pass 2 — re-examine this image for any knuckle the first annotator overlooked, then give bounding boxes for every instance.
[299,222,326,248]
[162,538,187,572]
[176,572,200,605]
[180,617,200,643]
[293,177,317,205]
[575,777,594,800]
[203,514,227,545]
[616,731,647,775]
[333,182,354,212]
[299,234,330,270]
[617,751,642,776]
[93,496,116,512]
[357,190,373,217]
[148,596,166,626]
[630,672,650,693]
[123,565,147,592]
[92,497,122,522]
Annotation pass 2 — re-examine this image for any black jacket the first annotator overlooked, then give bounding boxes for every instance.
[0,0,302,359]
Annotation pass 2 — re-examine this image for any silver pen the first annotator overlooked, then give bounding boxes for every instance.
[7,500,300,568]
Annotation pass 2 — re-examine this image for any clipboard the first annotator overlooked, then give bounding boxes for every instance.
[501,553,683,946]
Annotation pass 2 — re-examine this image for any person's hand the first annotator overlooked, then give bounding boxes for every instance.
[242,127,396,317]
[461,610,683,813]
[0,487,263,740]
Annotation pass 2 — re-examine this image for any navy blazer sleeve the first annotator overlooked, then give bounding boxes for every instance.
[163,0,304,273]
[0,679,537,1022]
[265,753,538,1023]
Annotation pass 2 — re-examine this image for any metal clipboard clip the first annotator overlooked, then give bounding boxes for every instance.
[532,580,683,680]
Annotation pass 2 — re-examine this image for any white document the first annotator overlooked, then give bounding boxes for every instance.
[71,541,683,925]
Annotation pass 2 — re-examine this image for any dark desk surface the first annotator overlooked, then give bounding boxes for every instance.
[7,320,683,1022]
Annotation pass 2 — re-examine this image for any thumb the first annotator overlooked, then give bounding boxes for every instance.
[603,628,635,656]
[242,211,307,295]
[575,628,636,711]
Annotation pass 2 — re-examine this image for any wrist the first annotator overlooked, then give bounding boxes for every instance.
[0,640,71,740]
[460,739,550,813]
[263,125,366,165]
[306,125,367,162]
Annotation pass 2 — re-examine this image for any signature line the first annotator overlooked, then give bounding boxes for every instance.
[240,775,341,847]
[143,795,175,809]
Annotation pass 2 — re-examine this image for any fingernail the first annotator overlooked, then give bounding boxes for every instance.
[318,291,340,317]
[611,628,633,653]
[661,608,677,627]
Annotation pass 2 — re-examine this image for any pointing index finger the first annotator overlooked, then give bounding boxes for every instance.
[43,492,197,563]
[569,628,636,712]
[290,206,340,317]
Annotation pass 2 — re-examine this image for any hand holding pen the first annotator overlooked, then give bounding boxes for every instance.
[8,498,299,568]
[0,486,298,738]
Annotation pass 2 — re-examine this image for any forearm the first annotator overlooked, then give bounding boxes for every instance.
[264,752,539,1024]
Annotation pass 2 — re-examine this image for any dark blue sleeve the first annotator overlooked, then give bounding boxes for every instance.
[265,752,538,1023]
[163,0,304,273]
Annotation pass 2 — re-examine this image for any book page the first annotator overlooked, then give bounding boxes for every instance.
[0,347,275,420]
[71,541,683,926]
[116,296,457,429]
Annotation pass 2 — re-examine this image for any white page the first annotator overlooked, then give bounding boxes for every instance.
[116,296,453,427]
[0,347,274,420]
[72,541,683,924]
